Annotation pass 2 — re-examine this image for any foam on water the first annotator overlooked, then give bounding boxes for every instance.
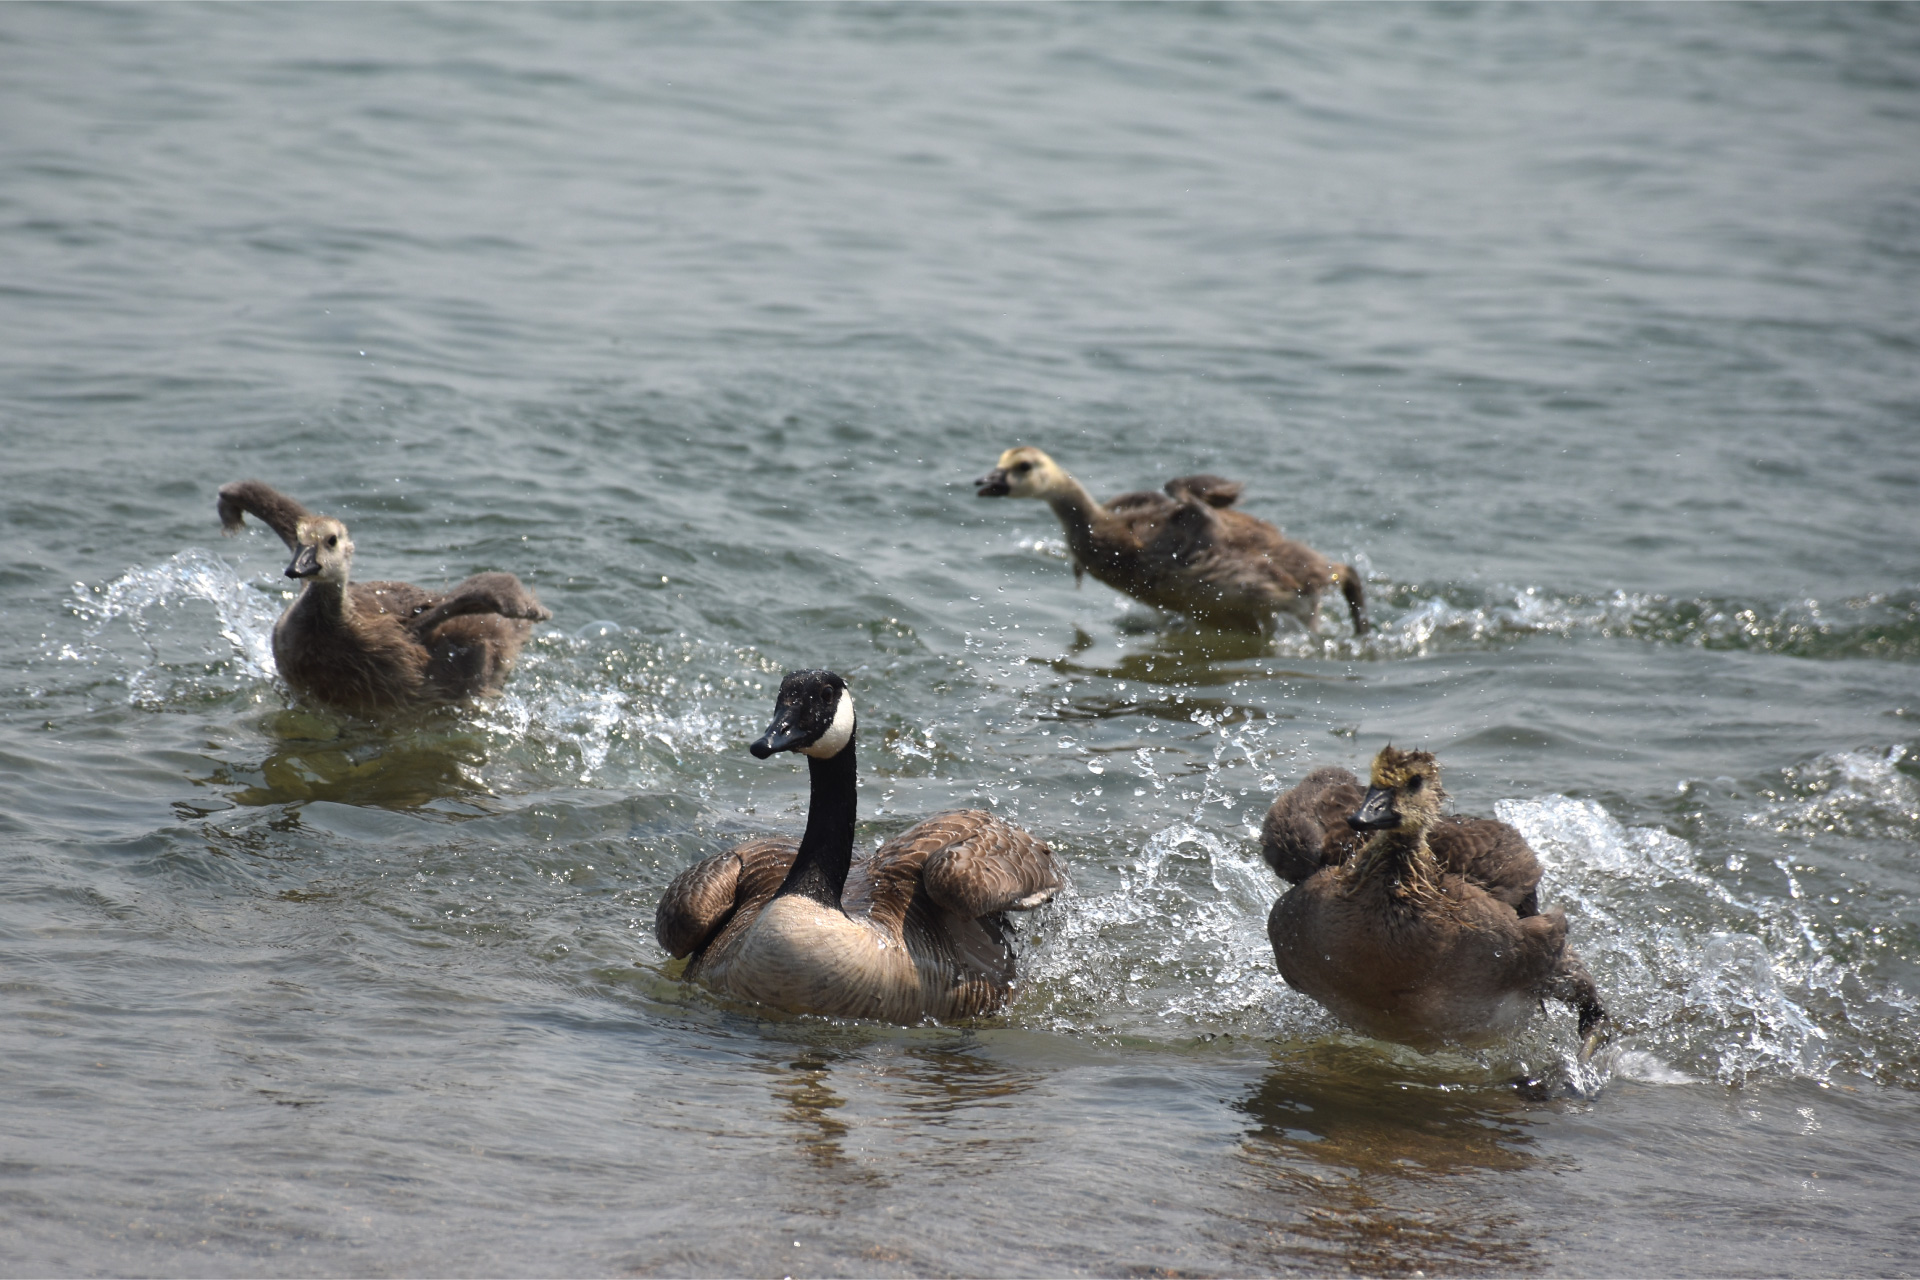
[476,630,772,792]
[1498,794,1917,1086]
[1013,536,1920,660]
[1750,744,1920,839]
[1018,821,1307,1039]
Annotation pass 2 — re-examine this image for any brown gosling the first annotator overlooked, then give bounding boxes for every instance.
[1267,745,1607,1055]
[975,446,1368,635]
[217,480,551,716]
[655,670,1063,1022]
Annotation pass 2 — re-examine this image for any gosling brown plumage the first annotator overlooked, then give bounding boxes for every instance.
[1266,746,1606,1054]
[217,480,551,715]
[975,446,1368,635]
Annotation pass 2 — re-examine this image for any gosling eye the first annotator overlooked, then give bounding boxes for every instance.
[1011,461,1032,475]
[326,535,338,549]
[1406,775,1424,793]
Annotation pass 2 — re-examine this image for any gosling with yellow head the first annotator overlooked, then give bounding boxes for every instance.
[1266,745,1607,1055]
[975,446,1368,635]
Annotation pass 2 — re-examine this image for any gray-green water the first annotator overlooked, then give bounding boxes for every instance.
[3,4,1918,1275]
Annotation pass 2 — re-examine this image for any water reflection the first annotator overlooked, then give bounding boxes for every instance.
[757,1034,1045,1180]
[205,709,486,809]
[1230,1043,1546,1275]
[773,1050,864,1175]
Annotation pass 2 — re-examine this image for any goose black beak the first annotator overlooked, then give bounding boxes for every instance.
[285,544,320,579]
[750,718,810,759]
[975,468,1011,497]
[1347,785,1400,831]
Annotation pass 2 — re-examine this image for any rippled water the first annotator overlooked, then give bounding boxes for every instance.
[3,4,1918,1275]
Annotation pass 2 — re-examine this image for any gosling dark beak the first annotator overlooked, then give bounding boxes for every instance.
[975,468,1011,498]
[1347,785,1400,831]
[749,715,810,759]
[285,544,320,579]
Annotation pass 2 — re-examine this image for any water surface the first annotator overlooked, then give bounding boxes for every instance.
[2,4,1918,1275]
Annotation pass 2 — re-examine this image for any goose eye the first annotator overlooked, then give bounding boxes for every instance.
[1406,775,1424,793]
[1011,462,1032,475]
[326,536,338,548]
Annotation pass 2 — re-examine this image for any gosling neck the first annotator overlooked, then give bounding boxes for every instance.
[775,733,858,911]
[1350,823,1441,903]
[294,575,354,624]
[1043,476,1107,560]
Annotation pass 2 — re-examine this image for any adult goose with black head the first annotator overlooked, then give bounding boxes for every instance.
[656,670,1062,1022]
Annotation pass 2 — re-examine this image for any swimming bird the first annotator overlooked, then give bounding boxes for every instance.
[217,480,551,715]
[975,446,1368,635]
[655,670,1063,1022]
[1266,745,1607,1054]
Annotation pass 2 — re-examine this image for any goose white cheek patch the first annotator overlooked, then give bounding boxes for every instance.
[799,689,855,758]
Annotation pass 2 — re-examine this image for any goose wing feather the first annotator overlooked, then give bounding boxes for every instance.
[351,580,444,621]
[852,810,1061,934]
[654,837,798,959]
[920,811,1062,918]
[1429,817,1544,915]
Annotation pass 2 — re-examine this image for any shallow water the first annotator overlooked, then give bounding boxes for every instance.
[3,4,1918,1275]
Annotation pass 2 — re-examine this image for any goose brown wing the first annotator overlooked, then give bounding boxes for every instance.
[854,810,1061,934]
[1429,817,1543,915]
[654,837,798,959]
[1261,767,1367,883]
[217,480,313,552]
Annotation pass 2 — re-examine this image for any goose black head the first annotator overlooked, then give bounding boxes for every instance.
[1348,744,1444,833]
[287,515,354,584]
[750,669,855,760]
[977,445,1070,500]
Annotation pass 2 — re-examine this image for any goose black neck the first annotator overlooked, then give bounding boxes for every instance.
[775,734,857,910]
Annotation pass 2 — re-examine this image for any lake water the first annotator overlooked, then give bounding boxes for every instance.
[2,4,1917,1275]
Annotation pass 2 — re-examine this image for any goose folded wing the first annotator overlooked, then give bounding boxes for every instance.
[654,837,797,958]
[217,480,313,552]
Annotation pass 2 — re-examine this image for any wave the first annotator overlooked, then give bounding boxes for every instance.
[1008,538,1920,661]
[1020,791,1915,1089]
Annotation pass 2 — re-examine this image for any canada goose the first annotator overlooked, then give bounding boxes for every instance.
[976,446,1368,635]
[1266,746,1607,1055]
[655,670,1063,1022]
[217,480,551,715]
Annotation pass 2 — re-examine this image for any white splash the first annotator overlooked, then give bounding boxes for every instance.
[63,548,281,705]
